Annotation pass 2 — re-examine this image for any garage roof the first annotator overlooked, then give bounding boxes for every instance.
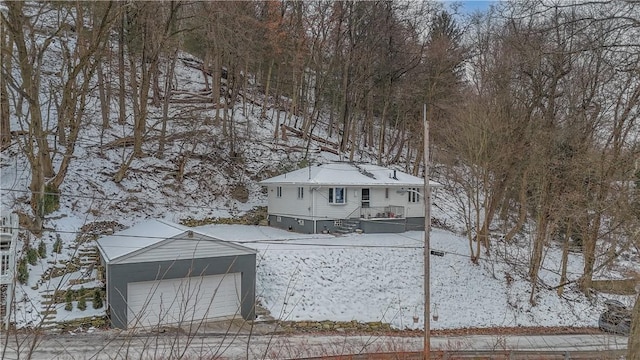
[96,219,255,264]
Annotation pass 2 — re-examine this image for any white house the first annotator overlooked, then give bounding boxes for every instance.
[259,163,440,233]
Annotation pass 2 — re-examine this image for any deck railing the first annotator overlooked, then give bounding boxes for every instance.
[359,205,404,219]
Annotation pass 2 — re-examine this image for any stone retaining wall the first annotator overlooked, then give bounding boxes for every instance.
[280,320,395,333]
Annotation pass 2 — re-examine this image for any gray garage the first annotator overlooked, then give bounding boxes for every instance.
[96,219,256,330]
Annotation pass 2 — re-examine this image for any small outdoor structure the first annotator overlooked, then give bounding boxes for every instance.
[96,219,256,330]
[260,162,440,234]
[0,212,18,329]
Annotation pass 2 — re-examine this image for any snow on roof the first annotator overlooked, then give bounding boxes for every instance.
[96,219,256,264]
[260,163,440,187]
[96,219,187,262]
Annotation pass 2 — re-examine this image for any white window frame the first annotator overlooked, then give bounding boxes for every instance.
[329,187,346,204]
[408,187,420,203]
[297,187,304,199]
[276,186,282,198]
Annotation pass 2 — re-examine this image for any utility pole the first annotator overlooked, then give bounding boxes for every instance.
[423,103,431,359]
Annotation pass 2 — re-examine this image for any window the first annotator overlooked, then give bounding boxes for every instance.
[276,216,282,222]
[297,187,304,199]
[408,188,420,203]
[361,188,370,208]
[385,188,389,199]
[276,186,282,198]
[329,187,346,204]
[1,254,9,277]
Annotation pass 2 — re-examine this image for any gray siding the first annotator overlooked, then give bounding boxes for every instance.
[360,219,406,233]
[404,217,425,231]
[107,254,256,329]
[268,215,425,234]
[316,219,342,234]
[268,215,315,234]
[360,217,424,233]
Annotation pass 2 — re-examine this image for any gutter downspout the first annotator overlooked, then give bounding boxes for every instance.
[312,187,317,233]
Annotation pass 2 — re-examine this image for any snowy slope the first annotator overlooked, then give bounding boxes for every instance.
[0,4,637,331]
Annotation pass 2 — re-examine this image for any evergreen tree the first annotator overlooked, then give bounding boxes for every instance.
[64,290,73,311]
[93,289,103,309]
[38,240,46,258]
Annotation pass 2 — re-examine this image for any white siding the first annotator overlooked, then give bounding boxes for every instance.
[396,190,425,218]
[312,186,425,219]
[313,187,360,219]
[267,184,427,220]
[266,185,312,218]
[127,273,241,328]
[115,237,250,264]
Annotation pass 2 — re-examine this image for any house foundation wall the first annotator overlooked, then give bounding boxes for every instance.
[268,215,315,234]
[268,216,425,234]
[359,217,425,233]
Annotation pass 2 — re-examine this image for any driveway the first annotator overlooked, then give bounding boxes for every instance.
[0,332,628,360]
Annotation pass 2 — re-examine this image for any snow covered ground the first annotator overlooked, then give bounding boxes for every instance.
[195,224,619,330]
[0,4,636,332]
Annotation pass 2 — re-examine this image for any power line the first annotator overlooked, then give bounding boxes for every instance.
[0,224,584,277]
[0,188,255,212]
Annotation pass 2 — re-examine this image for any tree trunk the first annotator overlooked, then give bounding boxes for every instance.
[377,96,389,164]
[212,50,221,123]
[0,81,9,150]
[273,66,282,142]
[157,51,178,159]
[98,64,110,131]
[504,173,529,243]
[628,291,640,360]
[242,57,249,118]
[557,221,571,296]
[339,60,350,153]
[118,4,126,125]
[0,17,11,151]
[150,59,162,107]
[580,214,601,294]
[529,208,549,305]
[261,59,274,122]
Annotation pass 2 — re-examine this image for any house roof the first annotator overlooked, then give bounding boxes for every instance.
[96,219,255,264]
[259,163,441,187]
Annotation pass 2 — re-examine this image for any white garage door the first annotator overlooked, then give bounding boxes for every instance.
[127,273,241,328]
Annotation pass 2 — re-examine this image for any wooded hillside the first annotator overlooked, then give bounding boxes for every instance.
[1,2,639,347]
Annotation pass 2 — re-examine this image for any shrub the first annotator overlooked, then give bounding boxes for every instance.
[64,290,73,311]
[93,289,103,309]
[26,247,38,265]
[77,295,86,311]
[17,259,28,284]
[38,241,46,258]
[53,236,63,254]
[42,184,60,215]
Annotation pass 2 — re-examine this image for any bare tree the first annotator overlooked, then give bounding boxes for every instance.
[2,2,115,231]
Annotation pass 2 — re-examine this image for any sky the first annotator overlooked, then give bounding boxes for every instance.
[461,1,496,13]
[445,0,497,15]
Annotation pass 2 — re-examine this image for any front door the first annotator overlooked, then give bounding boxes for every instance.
[361,188,370,208]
